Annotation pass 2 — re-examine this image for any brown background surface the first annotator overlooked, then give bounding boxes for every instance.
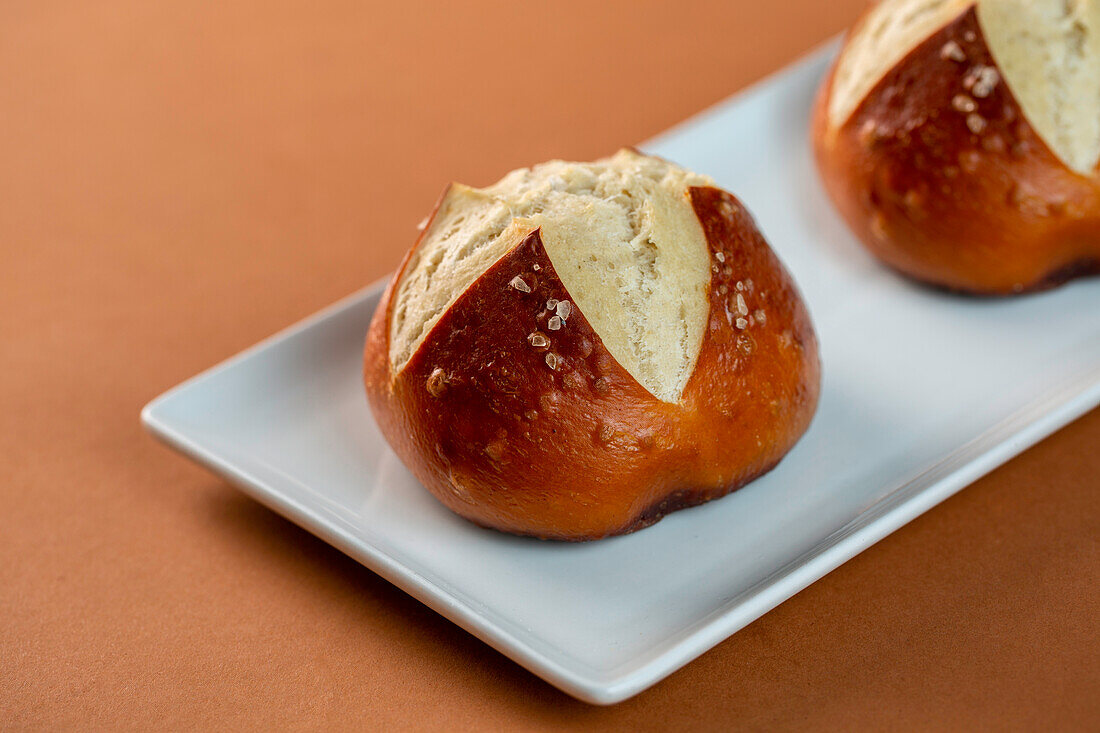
[2,1,1098,729]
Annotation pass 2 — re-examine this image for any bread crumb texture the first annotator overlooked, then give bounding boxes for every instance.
[829,0,1100,176]
[979,0,1100,175]
[389,149,714,402]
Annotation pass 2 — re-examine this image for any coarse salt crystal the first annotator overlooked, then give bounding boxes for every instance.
[736,293,749,316]
[858,119,882,148]
[971,67,999,98]
[940,40,965,62]
[952,94,977,113]
[509,275,530,293]
[426,368,447,397]
[982,133,1006,153]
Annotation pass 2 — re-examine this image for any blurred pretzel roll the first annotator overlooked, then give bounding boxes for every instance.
[813,0,1100,294]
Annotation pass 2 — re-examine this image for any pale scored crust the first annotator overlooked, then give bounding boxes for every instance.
[387,150,715,403]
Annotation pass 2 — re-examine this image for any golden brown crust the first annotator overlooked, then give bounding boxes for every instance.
[813,7,1100,295]
[364,186,820,541]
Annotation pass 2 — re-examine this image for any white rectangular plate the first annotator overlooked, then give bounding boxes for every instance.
[143,42,1100,705]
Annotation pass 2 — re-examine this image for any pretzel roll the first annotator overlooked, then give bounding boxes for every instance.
[813,0,1100,294]
[364,150,820,540]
